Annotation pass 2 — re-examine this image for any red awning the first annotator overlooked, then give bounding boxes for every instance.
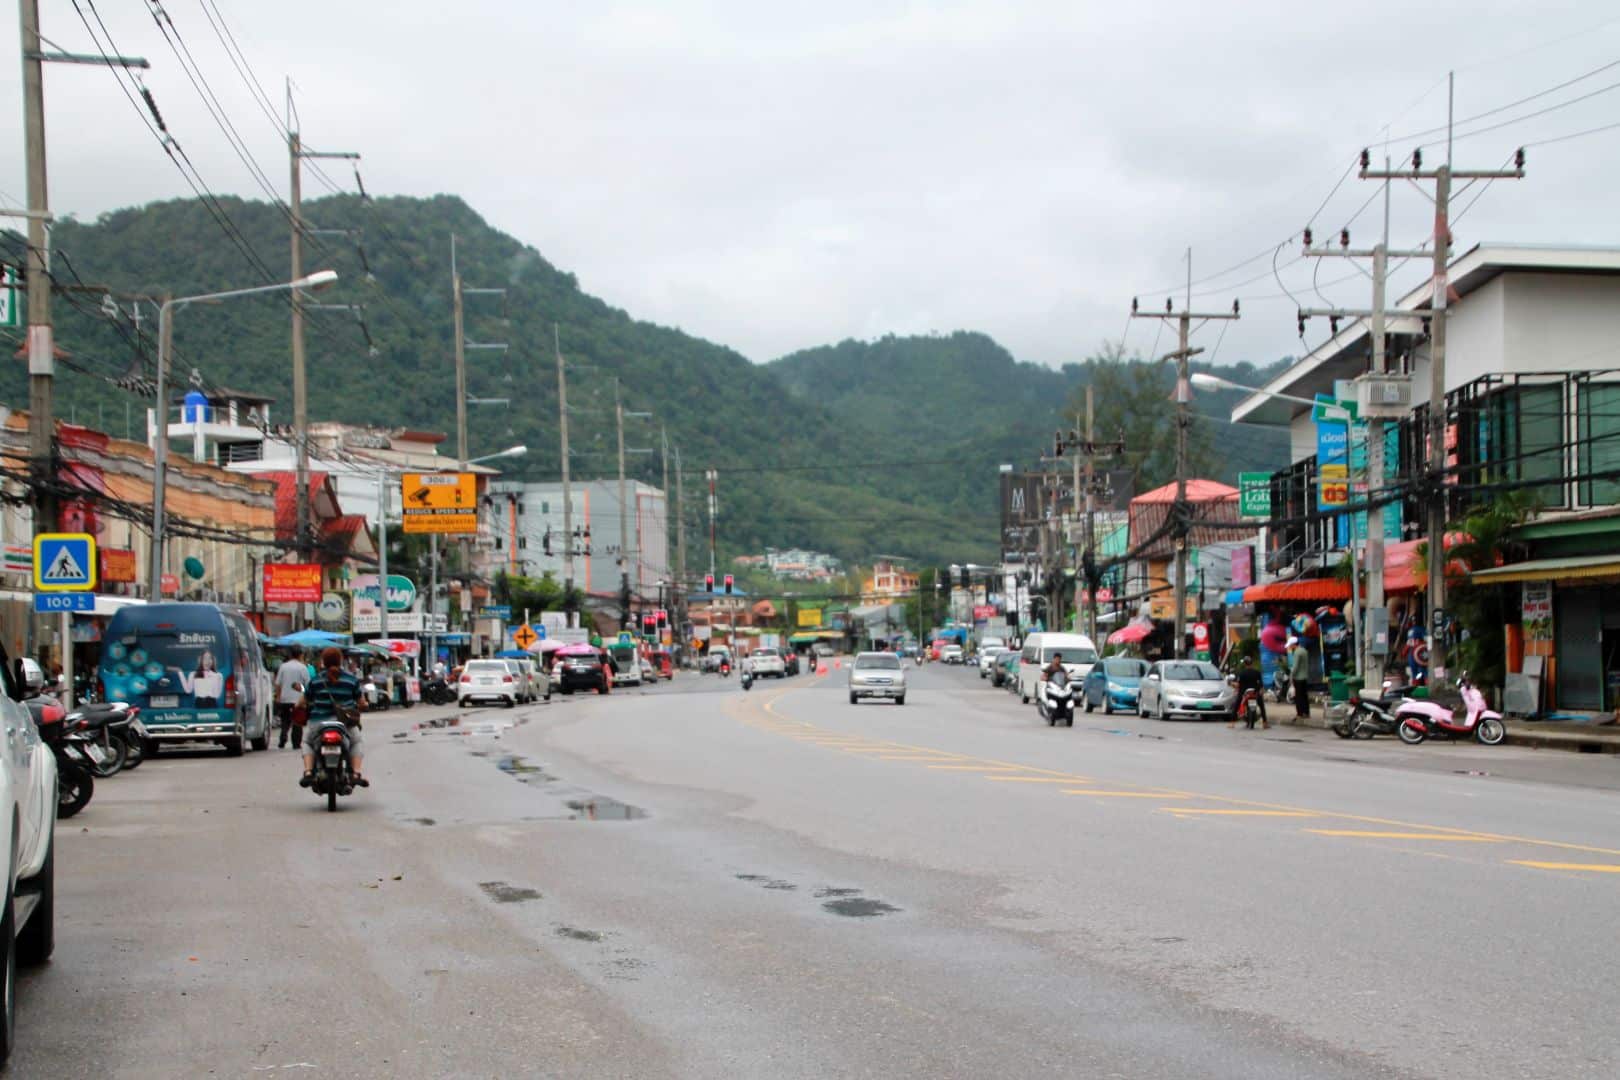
[1383,539,1424,595]
[1242,578,1351,604]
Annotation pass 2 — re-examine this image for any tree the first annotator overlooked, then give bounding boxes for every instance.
[1425,492,1538,691]
[1067,342,1214,496]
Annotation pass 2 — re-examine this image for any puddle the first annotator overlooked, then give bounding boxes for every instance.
[814,887,862,899]
[823,897,901,918]
[556,926,605,942]
[1267,737,1306,743]
[1325,756,1364,763]
[566,798,647,821]
[479,881,542,904]
[736,873,795,890]
[1454,769,1492,776]
[497,754,553,779]
[413,817,437,827]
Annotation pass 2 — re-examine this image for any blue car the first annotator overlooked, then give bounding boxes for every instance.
[1083,657,1150,715]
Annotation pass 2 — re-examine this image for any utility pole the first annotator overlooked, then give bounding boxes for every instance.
[452,236,465,462]
[1130,256,1239,657]
[287,83,359,574]
[1054,397,1124,643]
[615,380,629,628]
[1339,85,1524,683]
[555,324,575,613]
[18,3,146,619]
[673,442,687,645]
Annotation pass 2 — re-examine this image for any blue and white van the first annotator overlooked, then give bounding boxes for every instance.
[97,603,274,755]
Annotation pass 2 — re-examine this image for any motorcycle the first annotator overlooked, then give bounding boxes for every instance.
[69,701,141,777]
[1337,685,1404,739]
[1395,673,1506,746]
[741,669,754,691]
[719,660,732,678]
[1230,678,1265,730]
[31,696,108,818]
[1039,674,1075,728]
[306,717,358,812]
[422,676,456,706]
[361,677,392,712]
[1270,668,1291,704]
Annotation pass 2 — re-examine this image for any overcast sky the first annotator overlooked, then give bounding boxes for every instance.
[5,1,1620,371]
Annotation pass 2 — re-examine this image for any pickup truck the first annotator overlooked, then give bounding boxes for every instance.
[747,649,786,678]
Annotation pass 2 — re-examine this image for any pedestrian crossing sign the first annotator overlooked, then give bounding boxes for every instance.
[34,533,97,591]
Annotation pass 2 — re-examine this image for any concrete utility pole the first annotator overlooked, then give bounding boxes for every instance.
[1298,171,1430,682]
[18,3,146,610]
[673,442,687,638]
[287,84,359,573]
[1355,80,1524,683]
[1130,255,1239,657]
[1054,397,1124,643]
[452,235,465,463]
[555,324,575,605]
[614,379,630,628]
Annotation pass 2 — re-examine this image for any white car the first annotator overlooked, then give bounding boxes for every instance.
[458,659,519,708]
[748,648,786,678]
[848,651,907,704]
[941,644,964,665]
[1,643,60,1066]
[977,646,1006,679]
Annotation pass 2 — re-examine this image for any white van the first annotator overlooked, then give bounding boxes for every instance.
[1016,632,1100,705]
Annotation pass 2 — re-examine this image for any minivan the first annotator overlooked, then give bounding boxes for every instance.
[97,602,275,755]
[1016,632,1100,706]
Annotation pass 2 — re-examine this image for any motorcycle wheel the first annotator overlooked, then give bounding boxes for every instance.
[1397,719,1427,745]
[1332,717,1355,738]
[58,763,93,819]
[1476,717,1507,746]
[327,783,338,812]
[88,736,126,778]
[1064,712,1073,727]
[121,731,145,771]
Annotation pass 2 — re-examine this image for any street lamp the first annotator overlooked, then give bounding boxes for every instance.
[467,444,527,466]
[424,444,527,665]
[148,270,339,597]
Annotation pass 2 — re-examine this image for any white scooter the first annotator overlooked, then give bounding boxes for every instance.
[1039,673,1075,728]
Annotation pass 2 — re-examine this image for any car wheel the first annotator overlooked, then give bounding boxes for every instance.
[849,692,858,705]
[1103,695,1114,715]
[1157,697,1168,721]
[15,834,52,966]
[224,734,245,757]
[896,695,905,706]
[504,697,516,709]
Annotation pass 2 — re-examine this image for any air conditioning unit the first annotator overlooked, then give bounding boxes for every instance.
[1356,374,1413,418]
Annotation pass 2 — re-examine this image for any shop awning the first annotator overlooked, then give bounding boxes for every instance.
[1471,554,1620,585]
[789,630,845,644]
[1224,588,1247,606]
[1242,578,1351,603]
[1382,539,1424,595]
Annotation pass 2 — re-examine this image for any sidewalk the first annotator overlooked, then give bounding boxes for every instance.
[1280,698,1620,754]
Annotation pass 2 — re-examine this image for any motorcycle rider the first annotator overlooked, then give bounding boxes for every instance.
[1042,652,1067,685]
[274,646,307,749]
[299,646,368,788]
[1230,654,1268,729]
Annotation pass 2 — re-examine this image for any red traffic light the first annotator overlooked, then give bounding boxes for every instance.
[704,574,715,592]
[723,574,734,594]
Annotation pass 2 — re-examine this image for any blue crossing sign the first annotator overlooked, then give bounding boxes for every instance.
[34,533,97,592]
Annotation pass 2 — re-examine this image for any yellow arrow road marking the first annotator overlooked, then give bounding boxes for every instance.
[1308,830,1501,841]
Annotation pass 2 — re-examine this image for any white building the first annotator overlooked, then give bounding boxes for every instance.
[484,479,670,608]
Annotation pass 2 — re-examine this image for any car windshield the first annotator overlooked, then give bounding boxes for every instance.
[754,650,776,658]
[1161,662,1222,681]
[1041,647,1097,664]
[1104,659,1149,677]
[856,654,901,670]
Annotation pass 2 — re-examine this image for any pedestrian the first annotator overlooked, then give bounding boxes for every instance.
[274,647,308,749]
[1287,636,1311,720]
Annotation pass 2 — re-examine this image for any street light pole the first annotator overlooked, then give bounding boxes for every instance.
[147,271,338,599]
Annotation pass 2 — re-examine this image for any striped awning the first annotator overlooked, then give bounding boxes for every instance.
[1470,555,1620,585]
[1242,578,1351,603]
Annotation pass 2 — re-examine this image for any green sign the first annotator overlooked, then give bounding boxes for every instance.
[1312,393,1358,424]
[0,265,17,329]
[1238,472,1271,519]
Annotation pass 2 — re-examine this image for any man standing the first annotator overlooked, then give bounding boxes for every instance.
[1287,636,1311,720]
[274,647,307,749]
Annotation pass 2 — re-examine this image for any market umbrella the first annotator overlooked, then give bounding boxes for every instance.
[556,643,599,657]
[1106,622,1152,646]
[273,628,349,649]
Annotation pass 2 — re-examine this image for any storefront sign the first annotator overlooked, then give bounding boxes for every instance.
[160,573,179,596]
[1238,473,1271,519]
[1231,546,1253,589]
[797,607,822,627]
[316,592,349,628]
[973,604,996,621]
[100,548,137,584]
[352,610,447,635]
[401,472,477,534]
[1522,581,1553,644]
[263,562,323,603]
[352,574,417,612]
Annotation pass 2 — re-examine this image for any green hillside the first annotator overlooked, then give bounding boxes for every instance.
[3,195,1289,567]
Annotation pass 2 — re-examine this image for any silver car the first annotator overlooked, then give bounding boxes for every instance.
[848,651,907,705]
[1138,660,1236,721]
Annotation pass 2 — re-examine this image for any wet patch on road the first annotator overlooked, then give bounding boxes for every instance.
[413,817,436,826]
[479,881,542,903]
[813,886,861,898]
[822,897,901,918]
[478,753,649,821]
[736,873,796,890]
[555,926,606,942]
[566,797,647,821]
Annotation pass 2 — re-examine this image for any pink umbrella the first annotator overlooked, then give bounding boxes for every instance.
[1107,622,1152,646]
[555,643,599,657]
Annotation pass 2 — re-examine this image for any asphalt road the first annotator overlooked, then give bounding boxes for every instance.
[14,662,1620,1078]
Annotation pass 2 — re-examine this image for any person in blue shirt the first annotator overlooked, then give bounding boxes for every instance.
[299,647,369,787]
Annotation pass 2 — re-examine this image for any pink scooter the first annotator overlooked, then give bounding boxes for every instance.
[1394,673,1507,746]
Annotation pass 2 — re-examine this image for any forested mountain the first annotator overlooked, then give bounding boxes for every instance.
[2,195,1288,566]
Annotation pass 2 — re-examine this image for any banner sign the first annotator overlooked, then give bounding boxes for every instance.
[1238,473,1271,519]
[999,471,1045,563]
[263,562,322,603]
[352,573,417,612]
[1522,581,1553,643]
[797,608,822,627]
[100,548,137,584]
[401,472,477,534]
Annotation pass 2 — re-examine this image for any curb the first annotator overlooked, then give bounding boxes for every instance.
[1504,729,1620,755]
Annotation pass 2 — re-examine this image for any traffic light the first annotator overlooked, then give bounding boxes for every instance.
[723,574,734,594]
[655,609,668,628]
[642,613,657,636]
[705,573,715,592]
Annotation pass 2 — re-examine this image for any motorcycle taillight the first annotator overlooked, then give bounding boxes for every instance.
[320,729,343,744]
[40,704,65,724]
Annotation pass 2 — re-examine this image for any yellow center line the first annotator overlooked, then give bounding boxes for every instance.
[1308,830,1501,842]
[840,746,921,755]
[875,755,966,762]
[1511,861,1620,873]
[1166,809,1318,817]
[755,692,1620,858]
[1064,790,1192,798]
[927,764,1022,771]
[984,776,1093,784]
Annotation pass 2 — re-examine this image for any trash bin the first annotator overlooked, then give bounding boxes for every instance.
[1328,672,1363,703]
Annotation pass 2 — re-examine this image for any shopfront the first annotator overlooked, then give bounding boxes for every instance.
[1473,555,1620,712]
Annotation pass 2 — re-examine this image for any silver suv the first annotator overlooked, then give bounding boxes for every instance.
[848,651,907,705]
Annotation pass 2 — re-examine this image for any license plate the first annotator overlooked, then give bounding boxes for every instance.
[1197,701,1215,709]
[149,695,178,708]
[322,749,341,761]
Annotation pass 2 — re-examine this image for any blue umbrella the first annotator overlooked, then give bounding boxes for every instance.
[273,628,350,648]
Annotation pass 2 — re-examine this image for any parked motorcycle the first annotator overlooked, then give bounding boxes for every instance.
[305,718,358,812]
[70,702,142,777]
[1336,686,1404,739]
[1395,673,1506,746]
[1040,674,1075,728]
[31,696,102,818]
[1270,668,1291,704]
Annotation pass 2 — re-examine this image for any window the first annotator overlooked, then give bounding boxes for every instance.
[1487,384,1566,508]
[1579,382,1620,507]
[518,536,527,549]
